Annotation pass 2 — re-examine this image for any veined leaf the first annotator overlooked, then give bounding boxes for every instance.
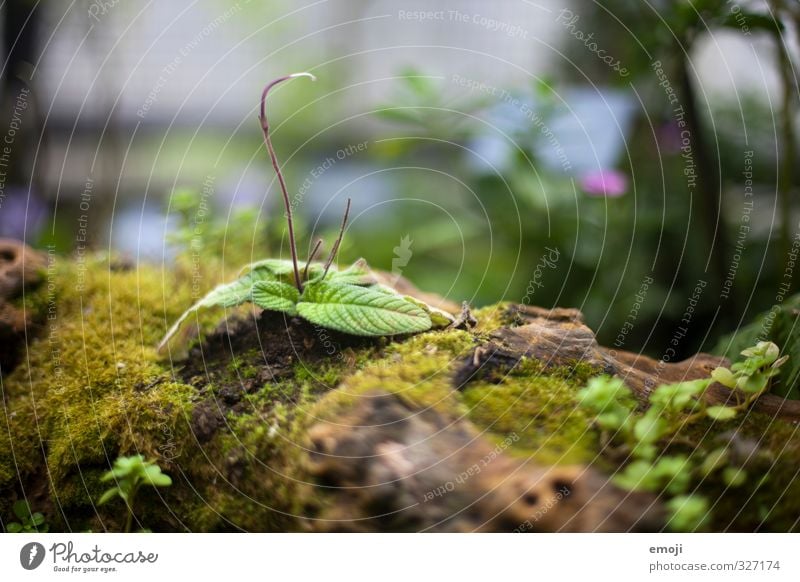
[251,280,300,315]
[297,280,432,336]
[404,295,455,328]
[158,268,276,352]
[325,258,377,285]
[241,258,326,282]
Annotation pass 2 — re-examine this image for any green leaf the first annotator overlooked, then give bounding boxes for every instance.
[577,376,635,412]
[631,442,657,461]
[736,372,766,393]
[297,280,432,336]
[723,467,746,487]
[241,259,298,276]
[700,447,729,477]
[596,410,631,432]
[772,355,789,370]
[12,500,29,520]
[324,259,376,286]
[650,380,707,412]
[31,513,45,526]
[158,271,274,351]
[143,465,173,487]
[711,367,737,389]
[613,460,653,491]
[651,456,691,495]
[242,259,326,283]
[706,405,738,421]
[98,488,120,506]
[634,411,668,444]
[251,280,300,315]
[666,495,709,532]
[403,295,455,328]
[6,522,22,533]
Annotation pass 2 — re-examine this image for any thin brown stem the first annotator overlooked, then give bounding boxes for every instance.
[303,238,324,282]
[258,72,316,291]
[322,198,352,279]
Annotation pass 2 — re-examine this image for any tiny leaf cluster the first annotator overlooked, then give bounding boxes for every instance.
[5,500,48,533]
[577,341,786,531]
[98,455,173,532]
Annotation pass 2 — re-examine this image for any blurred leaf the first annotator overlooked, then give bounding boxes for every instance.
[12,500,29,521]
[706,405,738,421]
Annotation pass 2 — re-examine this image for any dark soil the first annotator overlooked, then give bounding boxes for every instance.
[175,310,383,442]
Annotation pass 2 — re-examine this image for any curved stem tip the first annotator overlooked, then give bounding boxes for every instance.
[258,72,317,291]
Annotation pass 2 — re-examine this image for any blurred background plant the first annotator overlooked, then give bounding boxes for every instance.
[0,0,797,359]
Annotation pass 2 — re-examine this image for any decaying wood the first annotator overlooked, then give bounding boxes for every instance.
[0,239,45,373]
[463,304,800,422]
[305,391,662,532]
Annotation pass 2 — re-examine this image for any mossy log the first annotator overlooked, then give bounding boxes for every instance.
[1,242,799,532]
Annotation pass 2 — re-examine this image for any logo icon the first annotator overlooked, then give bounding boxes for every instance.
[390,235,413,285]
[20,542,46,570]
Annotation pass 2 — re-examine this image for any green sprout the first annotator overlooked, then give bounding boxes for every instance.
[159,73,453,352]
[577,341,787,531]
[710,341,788,416]
[98,455,172,533]
[5,500,48,533]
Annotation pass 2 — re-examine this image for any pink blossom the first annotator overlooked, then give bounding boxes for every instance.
[580,169,628,197]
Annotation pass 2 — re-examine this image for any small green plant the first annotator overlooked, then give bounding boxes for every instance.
[5,500,48,533]
[159,73,452,352]
[577,341,787,531]
[710,341,788,414]
[98,455,173,533]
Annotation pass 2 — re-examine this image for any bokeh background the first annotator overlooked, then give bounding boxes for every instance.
[1,0,798,357]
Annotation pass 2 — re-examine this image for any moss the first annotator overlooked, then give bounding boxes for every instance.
[309,328,477,425]
[2,253,799,531]
[461,361,599,465]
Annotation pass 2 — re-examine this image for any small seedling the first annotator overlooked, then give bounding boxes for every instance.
[709,341,788,417]
[577,341,786,531]
[98,455,172,533]
[5,500,48,533]
[159,73,453,351]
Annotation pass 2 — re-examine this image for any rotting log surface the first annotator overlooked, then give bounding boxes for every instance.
[1,243,799,532]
